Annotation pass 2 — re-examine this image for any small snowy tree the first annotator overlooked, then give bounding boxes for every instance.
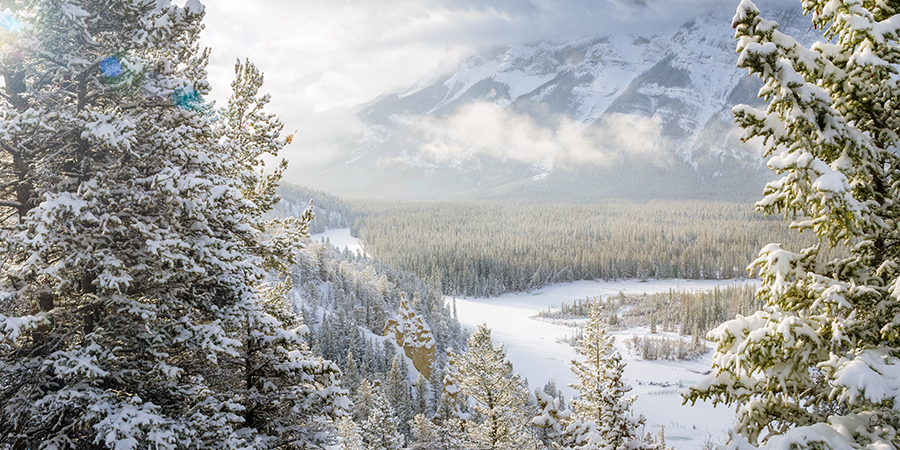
[414,372,430,415]
[685,1,900,450]
[449,323,531,450]
[532,380,573,449]
[409,414,469,450]
[335,416,365,450]
[361,386,405,450]
[567,298,647,450]
[386,355,414,437]
[435,349,469,423]
[353,378,377,423]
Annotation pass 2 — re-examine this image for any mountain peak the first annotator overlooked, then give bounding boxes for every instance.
[301,2,815,202]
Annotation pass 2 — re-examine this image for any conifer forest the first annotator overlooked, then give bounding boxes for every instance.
[2,1,900,450]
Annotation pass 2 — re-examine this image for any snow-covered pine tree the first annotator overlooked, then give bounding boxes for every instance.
[386,355,414,437]
[236,258,348,448]
[361,385,405,450]
[685,1,900,450]
[409,413,469,450]
[449,323,531,450]
[0,1,345,448]
[353,378,377,423]
[532,380,573,449]
[568,298,647,450]
[408,414,442,450]
[336,416,365,450]
[222,58,349,448]
[415,372,430,415]
[345,351,362,395]
[435,357,469,425]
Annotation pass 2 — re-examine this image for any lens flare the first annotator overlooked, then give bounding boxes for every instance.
[0,13,22,33]
[100,56,123,78]
[171,86,203,110]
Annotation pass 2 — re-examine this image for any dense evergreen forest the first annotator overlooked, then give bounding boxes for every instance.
[538,284,760,337]
[351,200,816,297]
[293,237,466,380]
[272,183,354,233]
[290,236,468,441]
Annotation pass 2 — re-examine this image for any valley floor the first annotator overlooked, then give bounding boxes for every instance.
[320,227,746,449]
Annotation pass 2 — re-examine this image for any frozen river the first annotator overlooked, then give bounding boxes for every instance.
[452,279,745,449]
[315,227,744,449]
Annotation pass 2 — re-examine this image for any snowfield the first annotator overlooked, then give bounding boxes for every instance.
[452,279,744,450]
[314,227,365,255]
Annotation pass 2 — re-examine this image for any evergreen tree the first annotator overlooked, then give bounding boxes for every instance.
[568,299,647,450]
[408,414,443,450]
[409,414,469,450]
[386,355,414,437]
[345,351,362,396]
[532,380,573,449]
[449,324,531,450]
[0,1,345,448]
[415,372,430,416]
[237,275,348,448]
[435,362,468,425]
[336,416,365,450]
[361,386,405,450]
[685,1,900,450]
[353,378,377,423]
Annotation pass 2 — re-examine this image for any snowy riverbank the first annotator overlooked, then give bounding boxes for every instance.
[452,279,749,450]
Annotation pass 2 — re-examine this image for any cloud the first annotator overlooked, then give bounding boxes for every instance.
[197,0,735,179]
[395,101,672,169]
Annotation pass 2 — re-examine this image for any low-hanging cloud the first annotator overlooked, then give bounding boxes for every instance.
[398,101,673,169]
[198,0,760,180]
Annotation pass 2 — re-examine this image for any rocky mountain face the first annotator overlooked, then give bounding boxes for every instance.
[303,2,816,202]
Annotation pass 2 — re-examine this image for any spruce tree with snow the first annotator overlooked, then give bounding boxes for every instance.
[408,414,443,450]
[414,372,430,415]
[567,298,648,450]
[353,378,377,423]
[449,324,532,450]
[236,259,349,448]
[532,380,573,449]
[361,385,405,450]
[0,1,346,448]
[345,351,362,395]
[685,1,900,450]
[387,354,414,437]
[409,414,469,450]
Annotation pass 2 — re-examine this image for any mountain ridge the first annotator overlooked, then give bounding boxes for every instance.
[298,1,817,202]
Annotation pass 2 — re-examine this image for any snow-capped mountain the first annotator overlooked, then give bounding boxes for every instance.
[302,1,816,201]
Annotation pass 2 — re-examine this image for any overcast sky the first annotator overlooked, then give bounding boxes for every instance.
[197,0,727,179]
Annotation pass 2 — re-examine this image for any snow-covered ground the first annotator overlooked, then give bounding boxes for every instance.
[452,279,743,450]
[313,227,364,255]
[315,227,740,449]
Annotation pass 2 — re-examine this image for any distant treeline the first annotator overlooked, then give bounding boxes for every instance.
[271,183,354,234]
[538,284,762,360]
[351,200,815,297]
